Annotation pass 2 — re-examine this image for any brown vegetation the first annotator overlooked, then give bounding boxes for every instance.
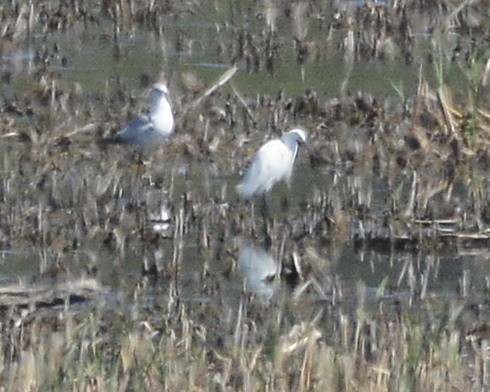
[0,0,488,390]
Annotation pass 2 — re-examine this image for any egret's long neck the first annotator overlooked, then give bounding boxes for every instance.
[150,95,174,135]
[291,143,299,163]
[282,135,299,163]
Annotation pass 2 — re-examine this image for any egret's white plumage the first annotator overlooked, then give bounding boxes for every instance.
[237,128,307,198]
[115,83,174,146]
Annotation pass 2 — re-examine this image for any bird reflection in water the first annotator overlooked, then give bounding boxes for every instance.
[238,239,281,301]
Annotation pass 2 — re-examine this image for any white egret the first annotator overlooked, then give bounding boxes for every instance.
[237,128,307,199]
[114,83,174,146]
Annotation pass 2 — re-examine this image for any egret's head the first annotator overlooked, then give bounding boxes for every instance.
[288,128,307,144]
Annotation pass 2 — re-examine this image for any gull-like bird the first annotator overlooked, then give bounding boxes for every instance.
[237,128,307,198]
[114,83,174,146]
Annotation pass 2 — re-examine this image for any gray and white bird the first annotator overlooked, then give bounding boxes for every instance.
[114,83,174,146]
[237,128,307,198]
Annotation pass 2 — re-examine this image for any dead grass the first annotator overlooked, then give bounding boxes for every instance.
[0,283,487,391]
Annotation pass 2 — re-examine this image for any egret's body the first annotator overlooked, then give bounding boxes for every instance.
[115,83,174,146]
[237,128,306,198]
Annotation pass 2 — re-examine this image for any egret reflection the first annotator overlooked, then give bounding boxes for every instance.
[238,240,280,300]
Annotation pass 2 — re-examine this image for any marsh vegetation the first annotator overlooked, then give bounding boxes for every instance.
[0,0,489,390]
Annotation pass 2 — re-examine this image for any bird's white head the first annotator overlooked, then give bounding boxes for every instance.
[286,128,307,144]
[149,83,169,107]
[152,83,169,95]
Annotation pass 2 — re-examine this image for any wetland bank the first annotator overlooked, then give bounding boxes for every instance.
[0,0,489,390]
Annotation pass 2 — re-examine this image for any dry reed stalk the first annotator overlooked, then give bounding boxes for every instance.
[189,64,238,109]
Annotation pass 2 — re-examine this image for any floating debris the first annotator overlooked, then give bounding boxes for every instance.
[0,278,106,309]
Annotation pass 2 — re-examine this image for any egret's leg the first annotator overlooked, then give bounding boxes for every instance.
[259,192,269,218]
[251,201,256,234]
[281,192,289,212]
[260,217,271,251]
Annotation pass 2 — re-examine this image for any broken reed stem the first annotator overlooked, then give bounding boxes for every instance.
[189,64,239,110]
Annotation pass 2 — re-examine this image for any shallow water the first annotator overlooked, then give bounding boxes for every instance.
[0,145,487,306]
[0,1,488,310]
[1,3,471,98]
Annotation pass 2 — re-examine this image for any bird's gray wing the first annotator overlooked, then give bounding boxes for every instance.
[115,114,154,143]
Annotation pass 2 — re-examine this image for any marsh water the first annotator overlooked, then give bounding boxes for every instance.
[0,2,489,310]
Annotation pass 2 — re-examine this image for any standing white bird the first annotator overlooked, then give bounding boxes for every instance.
[114,83,175,146]
[237,128,307,198]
